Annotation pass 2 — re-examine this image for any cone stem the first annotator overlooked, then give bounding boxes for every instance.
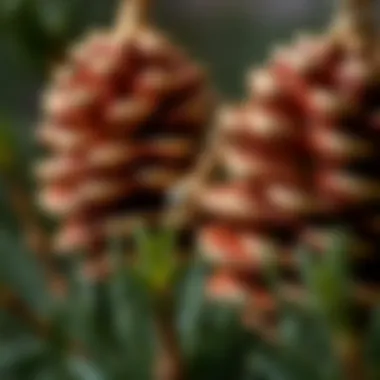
[333,0,375,40]
[164,129,222,228]
[115,0,151,38]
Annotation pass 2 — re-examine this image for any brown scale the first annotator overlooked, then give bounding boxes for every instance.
[188,0,380,339]
[36,0,215,278]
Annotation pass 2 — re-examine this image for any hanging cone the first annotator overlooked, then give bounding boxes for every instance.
[36,0,214,277]
[191,0,380,334]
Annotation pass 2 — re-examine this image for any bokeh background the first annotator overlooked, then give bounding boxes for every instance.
[0,0,348,121]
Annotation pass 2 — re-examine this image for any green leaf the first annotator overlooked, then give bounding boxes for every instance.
[106,238,154,380]
[278,305,340,380]
[67,357,106,380]
[0,231,52,317]
[177,260,208,358]
[188,300,248,380]
[246,345,287,380]
[34,364,75,380]
[46,303,72,356]
[297,229,351,329]
[0,335,46,373]
[366,304,380,380]
[108,239,135,348]
[134,226,178,293]
[65,255,96,347]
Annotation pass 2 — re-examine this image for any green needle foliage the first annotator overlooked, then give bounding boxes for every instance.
[0,216,380,380]
[0,228,254,380]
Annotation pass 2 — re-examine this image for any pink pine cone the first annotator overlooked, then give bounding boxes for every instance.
[198,33,380,332]
[37,27,214,264]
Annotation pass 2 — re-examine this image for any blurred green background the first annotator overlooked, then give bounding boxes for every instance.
[0,0,337,120]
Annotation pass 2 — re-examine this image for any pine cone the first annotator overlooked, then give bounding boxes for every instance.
[36,27,213,270]
[197,30,380,333]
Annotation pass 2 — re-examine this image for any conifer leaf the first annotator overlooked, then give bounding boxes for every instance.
[134,227,178,293]
[278,304,340,380]
[366,304,380,380]
[34,364,75,380]
[297,229,351,329]
[188,301,248,380]
[0,231,52,316]
[246,346,286,380]
[177,259,208,358]
[108,238,135,348]
[67,356,106,380]
[0,336,46,373]
[65,254,96,347]
[107,238,154,380]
